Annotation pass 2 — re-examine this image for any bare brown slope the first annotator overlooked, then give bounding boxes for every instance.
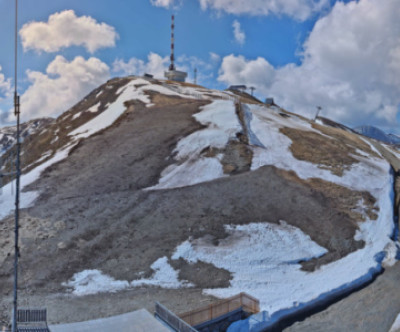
[0,93,373,324]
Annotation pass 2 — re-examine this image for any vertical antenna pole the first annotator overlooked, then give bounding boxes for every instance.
[169,15,175,71]
[12,0,21,330]
[194,68,197,85]
[314,106,322,122]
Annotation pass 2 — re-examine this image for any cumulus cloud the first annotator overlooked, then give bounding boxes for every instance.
[199,0,329,21]
[112,53,169,78]
[232,20,246,45]
[20,10,118,53]
[14,56,110,122]
[218,0,400,132]
[0,66,12,101]
[219,55,275,87]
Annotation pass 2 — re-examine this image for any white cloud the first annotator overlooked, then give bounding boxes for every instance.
[113,53,169,78]
[219,55,275,88]
[0,65,12,101]
[232,20,246,45]
[12,56,110,122]
[209,52,221,63]
[218,0,400,132]
[199,0,330,21]
[150,0,176,8]
[19,10,118,53]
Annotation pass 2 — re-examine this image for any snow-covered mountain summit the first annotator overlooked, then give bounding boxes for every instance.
[0,76,399,328]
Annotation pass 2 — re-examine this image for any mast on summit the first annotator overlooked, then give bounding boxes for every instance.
[164,14,187,82]
[169,15,175,71]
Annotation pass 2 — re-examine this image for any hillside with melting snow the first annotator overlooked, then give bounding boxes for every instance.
[0,76,399,328]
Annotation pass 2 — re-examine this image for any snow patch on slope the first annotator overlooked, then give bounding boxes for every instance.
[62,270,130,296]
[148,100,240,189]
[390,313,400,332]
[172,170,394,322]
[62,257,191,296]
[131,256,193,288]
[0,144,76,220]
[248,104,389,194]
[69,79,151,140]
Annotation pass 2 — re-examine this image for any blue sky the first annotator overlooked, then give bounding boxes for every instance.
[1,0,400,134]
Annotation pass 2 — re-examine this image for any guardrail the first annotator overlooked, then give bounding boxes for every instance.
[179,292,260,327]
[155,302,198,332]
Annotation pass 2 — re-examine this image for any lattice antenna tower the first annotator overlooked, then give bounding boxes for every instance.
[169,15,176,71]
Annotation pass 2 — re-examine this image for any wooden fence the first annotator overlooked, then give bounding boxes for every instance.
[179,292,260,327]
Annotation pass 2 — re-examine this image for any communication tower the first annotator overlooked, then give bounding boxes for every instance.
[164,15,187,82]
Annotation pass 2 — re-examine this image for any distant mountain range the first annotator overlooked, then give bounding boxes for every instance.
[353,125,400,145]
[0,118,53,156]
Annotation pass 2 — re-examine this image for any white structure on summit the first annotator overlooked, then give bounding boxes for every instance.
[164,15,187,83]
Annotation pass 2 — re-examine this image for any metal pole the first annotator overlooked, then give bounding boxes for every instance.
[12,0,20,330]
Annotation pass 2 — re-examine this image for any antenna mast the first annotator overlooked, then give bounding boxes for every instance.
[194,68,197,85]
[169,15,175,71]
[12,0,21,330]
[314,106,322,122]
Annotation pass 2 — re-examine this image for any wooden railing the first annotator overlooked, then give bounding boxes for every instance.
[179,292,260,327]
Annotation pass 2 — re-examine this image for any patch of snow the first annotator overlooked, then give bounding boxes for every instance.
[0,143,76,219]
[34,150,53,164]
[142,84,194,98]
[359,136,383,157]
[50,136,59,145]
[248,104,389,194]
[172,170,395,327]
[87,102,101,113]
[95,90,103,98]
[72,112,82,120]
[62,257,191,296]
[147,100,240,190]
[390,313,400,332]
[62,270,130,296]
[69,79,150,140]
[382,241,399,268]
[354,148,371,158]
[173,221,329,311]
[131,256,192,288]
[149,157,226,190]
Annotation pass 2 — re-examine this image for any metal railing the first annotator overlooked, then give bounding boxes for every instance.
[179,292,260,327]
[155,302,198,332]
